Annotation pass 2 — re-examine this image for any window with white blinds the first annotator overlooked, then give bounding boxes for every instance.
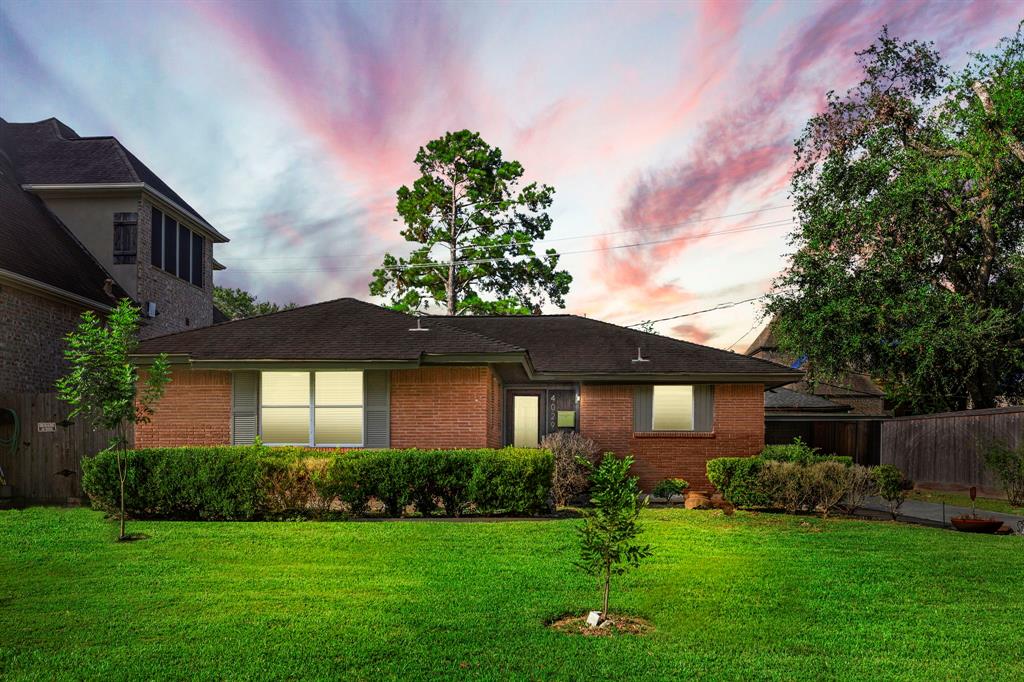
[652,385,694,431]
[260,371,363,446]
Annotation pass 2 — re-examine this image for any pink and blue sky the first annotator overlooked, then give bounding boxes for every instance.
[1,0,1017,347]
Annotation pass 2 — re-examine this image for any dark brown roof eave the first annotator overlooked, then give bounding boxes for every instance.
[530,370,803,387]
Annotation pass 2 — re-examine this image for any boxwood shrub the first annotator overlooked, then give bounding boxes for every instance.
[760,438,853,466]
[706,439,856,509]
[705,457,770,508]
[82,446,553,520]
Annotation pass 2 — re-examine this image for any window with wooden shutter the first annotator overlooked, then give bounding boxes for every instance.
[113,212,138,264]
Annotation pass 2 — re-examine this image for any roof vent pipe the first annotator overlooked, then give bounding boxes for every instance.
[409,316,429,332]
[631,346,650,363]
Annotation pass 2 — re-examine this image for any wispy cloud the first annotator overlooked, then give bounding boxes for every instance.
[0,0,1015,346]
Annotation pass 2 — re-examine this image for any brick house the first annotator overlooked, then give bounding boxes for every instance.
[0,117,229,393]
[133,298,801,491]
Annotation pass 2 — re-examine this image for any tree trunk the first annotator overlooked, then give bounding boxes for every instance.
[446,240,456,316]
[119,469,126,540]
[602,562,610,619]
[446,178,458,315]
[116,423,127,540]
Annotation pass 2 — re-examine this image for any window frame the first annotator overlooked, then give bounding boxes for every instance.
[651,385,695,432]
[151,207,163,268]
[151,206,206,289]
[259,371,364,447]
[190,232,204,288]
[163,214,178,275]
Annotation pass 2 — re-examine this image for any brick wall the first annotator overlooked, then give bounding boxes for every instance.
[0,284,89,393]
[580,383,765,492]
[390,366,500,448]
[135,197,214,339]
[134,367,231,447]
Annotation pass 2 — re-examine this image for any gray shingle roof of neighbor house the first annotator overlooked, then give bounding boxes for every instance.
[134,297,803,384]
[0,117,228,242]
[764,387,851,412]
[0,134,128,307]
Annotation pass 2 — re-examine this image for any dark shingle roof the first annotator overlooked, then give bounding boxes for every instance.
[135,298,802,382]
[135,298,523,361]
[438,314,799,377]
[765,387,850,412]
[0,118,222,239]
[745,324,777,356]
[0,140,127,306]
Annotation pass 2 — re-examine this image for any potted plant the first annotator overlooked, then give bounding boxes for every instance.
[950,487,1003,533]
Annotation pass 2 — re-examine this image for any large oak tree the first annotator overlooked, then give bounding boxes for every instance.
[767,25,1024,413]
[370,130,572,315]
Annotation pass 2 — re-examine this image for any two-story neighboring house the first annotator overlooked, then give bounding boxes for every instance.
[0,117,229,393]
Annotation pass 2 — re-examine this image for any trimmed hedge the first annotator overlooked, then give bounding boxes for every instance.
[707,439,856,509]
[82,446,553,520]
[706,457,770,508]
[760,438,853,466]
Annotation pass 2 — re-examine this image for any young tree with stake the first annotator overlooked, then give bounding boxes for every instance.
[576,453,652,623]
[57,300,170,540]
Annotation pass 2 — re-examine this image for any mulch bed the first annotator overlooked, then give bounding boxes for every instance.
[547,614,652,637]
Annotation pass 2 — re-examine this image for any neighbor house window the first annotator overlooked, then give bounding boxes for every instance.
[150,207,205,288]
[113,212,138,264]
[150,207,162,267]
[163,214,177,275]
[191,232,203,287]
[652,385,694,431]
[178,223,191,283]
[260,371,363,446]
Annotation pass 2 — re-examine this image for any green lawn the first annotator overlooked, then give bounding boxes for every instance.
[2,508,1021,681]
[908,489,1024,515]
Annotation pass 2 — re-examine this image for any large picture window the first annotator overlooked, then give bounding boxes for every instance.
[652,385,694,431]
[260,371,363,446]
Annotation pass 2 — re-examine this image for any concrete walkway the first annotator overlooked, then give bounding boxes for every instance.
[862,496,1024,531]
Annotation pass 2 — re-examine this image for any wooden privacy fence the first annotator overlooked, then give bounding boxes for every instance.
[881,407,1024,492]
[0,392,121,502]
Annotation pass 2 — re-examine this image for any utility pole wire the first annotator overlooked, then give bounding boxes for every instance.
[226,204,794,261]
[625,296,764,328]
[230,219,793,274]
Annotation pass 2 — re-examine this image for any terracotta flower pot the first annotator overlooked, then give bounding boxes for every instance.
[950,516,1003,533]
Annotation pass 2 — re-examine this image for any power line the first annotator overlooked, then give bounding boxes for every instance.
[625,296,764,328]
[228,219,793,274]
[726,319,762,351]
[224,203,794,262]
